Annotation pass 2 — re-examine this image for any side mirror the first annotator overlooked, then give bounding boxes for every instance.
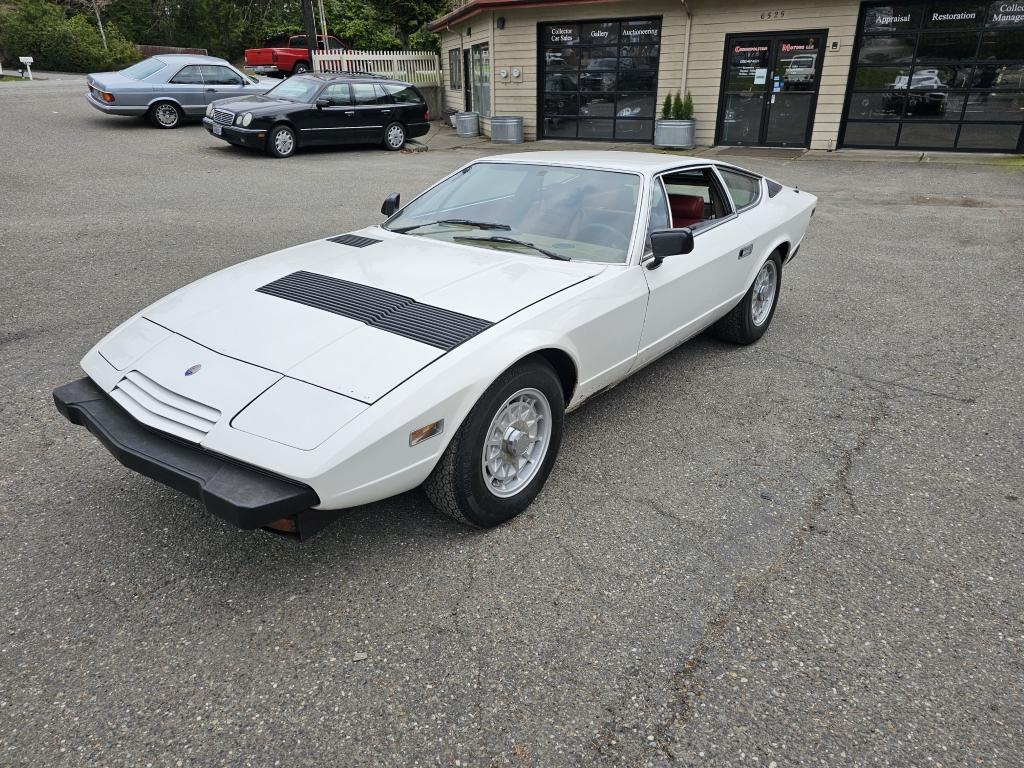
[381,192,401,217]
[315,98,330,109]
[647,228,694,269]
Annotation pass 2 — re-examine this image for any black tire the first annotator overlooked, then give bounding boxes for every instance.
[266,124,297,158]
[424,358,565,527]
[382,121,406,151]
[148,101,182,129]
[292,62,311,75]
[713,251,783,345]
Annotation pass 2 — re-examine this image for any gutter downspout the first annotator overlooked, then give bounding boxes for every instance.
[680,0,693,94]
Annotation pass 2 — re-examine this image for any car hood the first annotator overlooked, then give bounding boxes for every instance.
[212,94,294,111]
[141,229,603,403]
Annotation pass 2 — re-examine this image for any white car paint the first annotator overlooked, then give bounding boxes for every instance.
[78,151,816,511]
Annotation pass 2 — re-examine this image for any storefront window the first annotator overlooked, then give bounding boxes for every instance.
[842,0,1024,150]
[539,17,661,141]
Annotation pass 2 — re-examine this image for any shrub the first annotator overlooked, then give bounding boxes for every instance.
[680,91,694,120]
[0,0,139,73]
[671,92,684,120]
[661,93,673,120]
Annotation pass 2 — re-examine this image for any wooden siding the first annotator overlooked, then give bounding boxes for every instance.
[438,0,860,147]
[686,0,858,149]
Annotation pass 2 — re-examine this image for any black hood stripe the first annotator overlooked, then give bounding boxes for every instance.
[256,270,493,351]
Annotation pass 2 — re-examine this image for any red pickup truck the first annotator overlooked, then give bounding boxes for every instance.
[244,35,346,77]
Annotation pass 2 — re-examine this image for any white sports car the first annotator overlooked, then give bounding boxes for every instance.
[54,151,816,537]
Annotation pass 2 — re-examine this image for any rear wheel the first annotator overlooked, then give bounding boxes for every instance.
[148,101,182,129]
[383,121,406,151]
[713,251,782,345]
[292,62,311,75]
[266,124,297,158]
[424,359,564,527]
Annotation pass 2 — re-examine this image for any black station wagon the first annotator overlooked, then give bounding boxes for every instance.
[202,73,431,158]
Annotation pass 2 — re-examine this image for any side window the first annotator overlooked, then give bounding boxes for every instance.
[200,66,242,86]
[448,48,462,89]
[382,84,423,104]
[169,65,203,85]
[290,36,307,48]
[322,83,351,105]
[351,83,390,105]
[718,169,762,210]
[646,179,671,250]
[327,37,345,50]
[661,167,733,228]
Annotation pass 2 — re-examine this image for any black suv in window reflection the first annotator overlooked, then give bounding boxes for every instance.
[202,73,431,158]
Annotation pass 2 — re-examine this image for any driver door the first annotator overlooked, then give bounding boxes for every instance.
[634,168,745,367]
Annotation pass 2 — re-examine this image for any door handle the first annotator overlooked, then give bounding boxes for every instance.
[205,88,216,92]
[381,109,392,114]
[738,244,753,259]
[345,110,355,115]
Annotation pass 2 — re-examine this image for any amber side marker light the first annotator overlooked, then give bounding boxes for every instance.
[409,419,444,446]
[102,92,115,103]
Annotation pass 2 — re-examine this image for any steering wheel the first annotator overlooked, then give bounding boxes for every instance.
[577,222,628,250]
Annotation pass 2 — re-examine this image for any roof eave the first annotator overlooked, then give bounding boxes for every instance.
[427,0,611,32]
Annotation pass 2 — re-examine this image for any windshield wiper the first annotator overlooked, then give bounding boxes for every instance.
[391,219,511,234]
[452,235,570,261]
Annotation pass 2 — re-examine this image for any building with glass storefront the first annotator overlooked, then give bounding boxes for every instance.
[427,0,1024,152]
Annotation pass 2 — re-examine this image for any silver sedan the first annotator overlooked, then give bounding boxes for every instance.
[85,54,274,129]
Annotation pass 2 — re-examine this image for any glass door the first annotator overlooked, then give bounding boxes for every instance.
[720,38,772,144]
[471,43,491,117]
[765,35,825,145]
[718,31,827,147]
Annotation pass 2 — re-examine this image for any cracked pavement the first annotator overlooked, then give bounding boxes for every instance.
[1,79,1022,767]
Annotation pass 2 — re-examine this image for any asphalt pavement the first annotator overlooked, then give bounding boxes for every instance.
[1,78,1022,767]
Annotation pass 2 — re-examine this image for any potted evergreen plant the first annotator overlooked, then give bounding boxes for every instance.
[654,91,696,149]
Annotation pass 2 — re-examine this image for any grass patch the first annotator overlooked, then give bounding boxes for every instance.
[0,75,28,81]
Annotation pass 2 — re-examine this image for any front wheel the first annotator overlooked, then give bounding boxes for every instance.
[424,359,565,527]
[266,124,297,158]
[713,251,783,345]
[383,121,406,151]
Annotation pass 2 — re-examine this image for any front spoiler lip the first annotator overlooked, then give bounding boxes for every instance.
[53,377,319,529]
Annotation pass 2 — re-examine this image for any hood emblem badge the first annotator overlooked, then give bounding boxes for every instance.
[184,364,202,377]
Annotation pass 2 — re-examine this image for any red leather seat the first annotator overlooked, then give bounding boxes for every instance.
[668,194,705,228]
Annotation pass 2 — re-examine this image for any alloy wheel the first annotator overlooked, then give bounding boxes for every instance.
[480,388,552,498]
[751,259,778,327]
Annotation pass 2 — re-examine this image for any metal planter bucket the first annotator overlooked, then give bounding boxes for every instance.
[490,115,524,144]
[654,119,696,149]
[455,111,480,137]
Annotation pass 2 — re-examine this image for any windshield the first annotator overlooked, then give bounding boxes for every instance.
[264,76,321,102]
[120,58,166,80]
[385,162,641,263]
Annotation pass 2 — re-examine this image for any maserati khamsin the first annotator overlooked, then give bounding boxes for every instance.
[54,152,816,537]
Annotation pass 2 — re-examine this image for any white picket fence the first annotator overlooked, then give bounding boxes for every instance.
[313,49,442,85]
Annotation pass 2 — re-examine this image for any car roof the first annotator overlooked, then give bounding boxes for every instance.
[154,54,229,65]
[474,151,714,175]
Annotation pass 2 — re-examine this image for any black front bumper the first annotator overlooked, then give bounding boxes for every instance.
[202,117,266,149]
[53,377,319,529]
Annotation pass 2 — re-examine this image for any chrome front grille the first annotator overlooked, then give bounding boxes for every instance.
[110,370,221,443]
[213,109,234,126]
